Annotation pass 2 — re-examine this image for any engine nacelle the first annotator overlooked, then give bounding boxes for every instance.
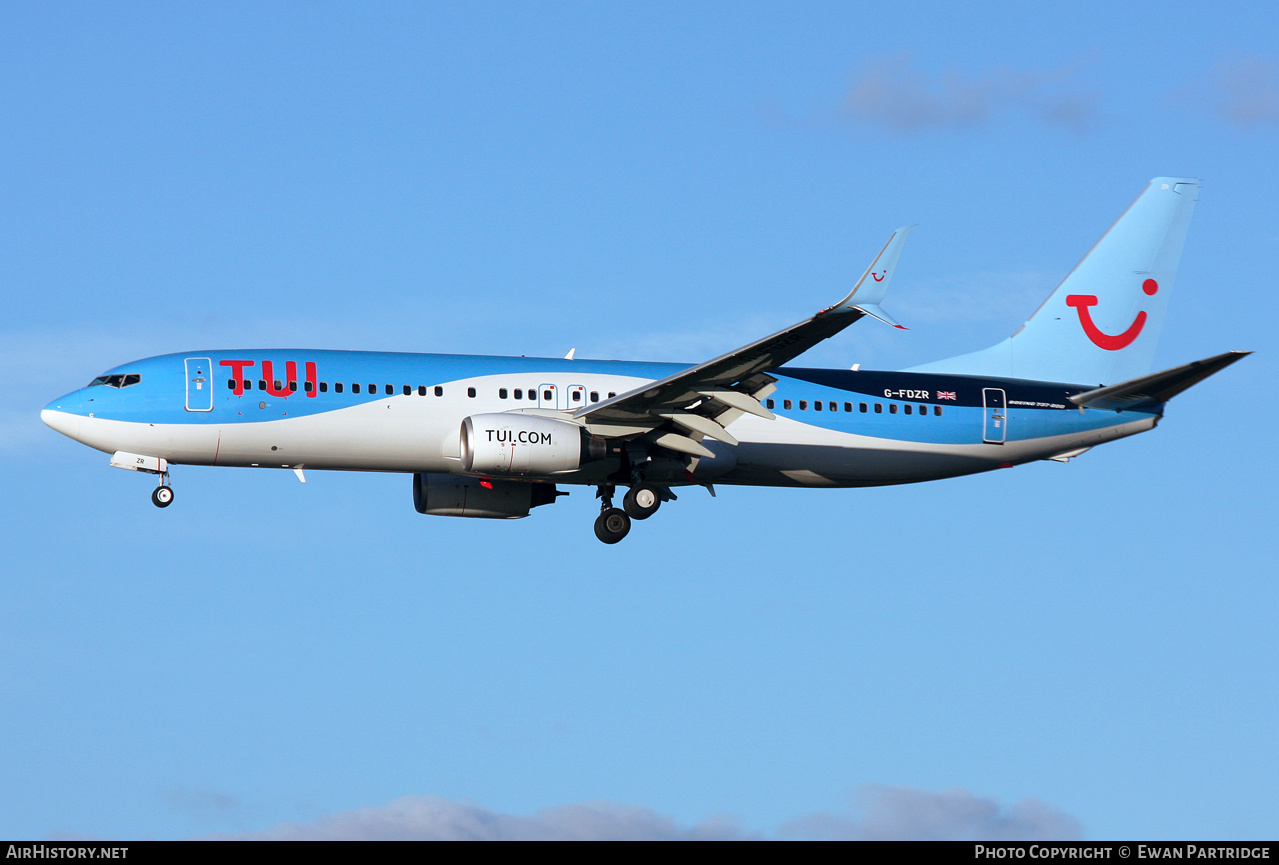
[413,473,560,519]
[460,413,601,475]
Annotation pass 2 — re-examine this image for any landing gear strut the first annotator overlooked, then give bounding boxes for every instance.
[151,473,174,508]
[593,484,630,544]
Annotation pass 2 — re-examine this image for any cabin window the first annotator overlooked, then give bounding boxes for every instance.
[467,387,477,398]
[904,404,912,415]
[274,381,283,391]
[499,388,508,399]
[799,400,808,410]
[934,405,943,416]
[919,404,927,416]
[783,399,792,410]
[814,400,822,411]
[305,381,314,393]
[860,402,867,412]
[227,379,235,390]
[382,384,390,395]
[766,398,775,409]
[543,389,552,401]
[258,380,267,391]
[874,403,882,413]
[608,392,616,398]
[434,386,443,397]
[571,390,581,402]
[353,383,362,394]
[889,403,898,414]
[418,385,427,396]
[335,382,344,393]
[319,382,328,393]
[289,381,298,392]
[591,391,600,403]
[513,388,523,400]
[829,401,837,412]
[844,402,852,412]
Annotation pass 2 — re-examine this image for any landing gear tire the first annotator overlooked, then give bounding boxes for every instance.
[594,508,631,544]
[623,485,661,520]
[152,486,174,508]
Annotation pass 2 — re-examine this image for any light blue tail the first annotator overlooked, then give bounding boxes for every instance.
[908,178,1200,385]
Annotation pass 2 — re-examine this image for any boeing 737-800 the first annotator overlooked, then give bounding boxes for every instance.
[42,178,1247,543]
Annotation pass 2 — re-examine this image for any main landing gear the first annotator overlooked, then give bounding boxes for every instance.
[594,485,630,544]
[592,483,673,543]
[151,473,174,508]
[623,484,660,520]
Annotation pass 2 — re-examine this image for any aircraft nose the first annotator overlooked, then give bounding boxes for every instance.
[41,399,83,441]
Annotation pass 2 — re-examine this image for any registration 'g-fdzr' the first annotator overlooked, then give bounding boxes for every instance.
[43,178,1248,543]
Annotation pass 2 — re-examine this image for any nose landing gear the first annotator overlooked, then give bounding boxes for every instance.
[151,472,174,508]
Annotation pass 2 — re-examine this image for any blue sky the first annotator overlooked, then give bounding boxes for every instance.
[2,1,1276,840]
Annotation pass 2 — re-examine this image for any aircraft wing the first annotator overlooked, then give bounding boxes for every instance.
[573,227,913,456]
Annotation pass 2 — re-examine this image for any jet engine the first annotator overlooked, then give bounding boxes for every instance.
[413,473,561,519]
[460,413,605,475]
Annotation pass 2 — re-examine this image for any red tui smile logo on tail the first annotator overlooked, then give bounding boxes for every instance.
[1066,279,1158,351]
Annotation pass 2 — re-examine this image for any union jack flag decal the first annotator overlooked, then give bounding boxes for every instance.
[937,391,957,400]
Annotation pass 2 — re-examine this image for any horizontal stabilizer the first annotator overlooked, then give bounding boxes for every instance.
[1069,350,1250,411]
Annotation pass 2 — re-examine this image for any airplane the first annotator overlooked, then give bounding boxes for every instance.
[42,177,1248,543]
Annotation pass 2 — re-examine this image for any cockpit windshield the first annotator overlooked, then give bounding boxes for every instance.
[87,373,141,388]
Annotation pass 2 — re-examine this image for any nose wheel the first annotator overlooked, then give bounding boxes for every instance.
[151,472,174,508]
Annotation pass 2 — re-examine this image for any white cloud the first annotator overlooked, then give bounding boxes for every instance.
[212,797,750,841]
[781,785,1083,841]
[1212,58,1279,126]
[841,54,1099,133]
[208,786,1080,841]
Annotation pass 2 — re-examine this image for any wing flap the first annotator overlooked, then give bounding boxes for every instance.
[659,411,740,446]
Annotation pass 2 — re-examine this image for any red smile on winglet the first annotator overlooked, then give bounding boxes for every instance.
[1066,279,1158,351]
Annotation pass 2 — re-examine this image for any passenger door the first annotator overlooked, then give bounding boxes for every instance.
[186,357,214,412]
[982,388,1007,444]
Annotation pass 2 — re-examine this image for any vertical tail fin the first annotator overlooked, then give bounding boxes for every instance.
[908,178,1200,384]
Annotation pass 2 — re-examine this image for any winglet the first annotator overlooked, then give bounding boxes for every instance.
[852,302,908,330]
[822,225,914,326]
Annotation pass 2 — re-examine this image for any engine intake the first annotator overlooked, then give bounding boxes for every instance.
[460,413,603,475]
